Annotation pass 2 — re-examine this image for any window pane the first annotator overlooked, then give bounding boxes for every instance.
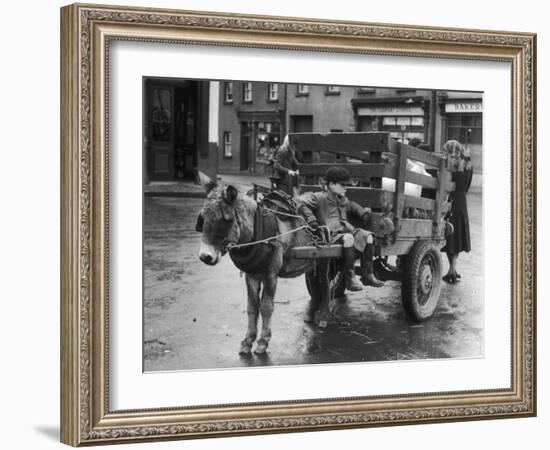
[383,117,396,126]
[243,82,252,102]
[396,117,411,126]
[269,83,278,100]
[461,116,475,127]
[473,115,483,127]
[447,115,462,126]
[469,128,482,144]
[411,117,424,126]
[224,82,233,102]
[224,132,232,157]
[447,127,467,143]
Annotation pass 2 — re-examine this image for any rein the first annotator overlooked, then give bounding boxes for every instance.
[226,225,312,251]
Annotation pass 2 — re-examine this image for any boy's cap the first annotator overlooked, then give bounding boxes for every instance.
[325,167,351,184]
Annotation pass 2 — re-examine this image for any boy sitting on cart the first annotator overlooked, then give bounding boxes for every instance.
[298,167,384,291]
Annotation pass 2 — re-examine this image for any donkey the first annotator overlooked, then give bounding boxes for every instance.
[196,180,334,355]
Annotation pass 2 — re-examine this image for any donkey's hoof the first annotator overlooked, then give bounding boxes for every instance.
[254,339,269,354]
[239,340,253,355]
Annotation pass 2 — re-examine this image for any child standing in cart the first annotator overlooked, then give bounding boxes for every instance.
[297,167,384,291]
[269,135,300,197]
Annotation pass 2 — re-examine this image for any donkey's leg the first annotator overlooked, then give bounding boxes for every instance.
[254,275,277,354]
[240,275,261,355]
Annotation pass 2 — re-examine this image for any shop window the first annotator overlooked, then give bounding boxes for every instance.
[223,131,232,158]
[380,115,425,144]
[224,82,233,103]
[256,122,281,164]
[268,83,279,101]
[242,82,252,103]
[447,114,483,146]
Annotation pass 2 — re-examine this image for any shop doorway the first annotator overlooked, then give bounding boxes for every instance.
[144,79,198,181]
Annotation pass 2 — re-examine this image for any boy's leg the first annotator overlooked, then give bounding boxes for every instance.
[352,229,384,287]
[342,233,363,292]
[360,232,384,287]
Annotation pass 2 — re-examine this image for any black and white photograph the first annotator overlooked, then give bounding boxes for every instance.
[142,79,483,371]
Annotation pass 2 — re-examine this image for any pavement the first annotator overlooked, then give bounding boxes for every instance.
[143,173,272,198]
[143,182,483,372]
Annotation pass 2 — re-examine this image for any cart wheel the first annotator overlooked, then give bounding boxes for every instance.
[401,240,442,321]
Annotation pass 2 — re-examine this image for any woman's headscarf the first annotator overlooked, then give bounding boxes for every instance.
[442,140,472,171]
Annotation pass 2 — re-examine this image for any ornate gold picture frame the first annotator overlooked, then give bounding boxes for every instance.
[60,3,536,446]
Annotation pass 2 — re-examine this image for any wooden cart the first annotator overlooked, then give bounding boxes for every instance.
[287,132,455,321]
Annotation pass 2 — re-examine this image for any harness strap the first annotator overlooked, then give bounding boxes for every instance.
[227,225,311,250]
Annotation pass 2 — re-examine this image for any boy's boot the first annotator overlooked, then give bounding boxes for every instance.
[343,246,363,292]
[361,244,384,287]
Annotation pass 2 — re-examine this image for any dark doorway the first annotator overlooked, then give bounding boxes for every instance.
[240,122,253,171]
[144,79,198,181]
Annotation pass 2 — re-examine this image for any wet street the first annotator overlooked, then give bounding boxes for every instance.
[143,188,483,372]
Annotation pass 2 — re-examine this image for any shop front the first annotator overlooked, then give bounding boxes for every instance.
[237,110,283,173]
[143,78,214,182]
[440,99,483,172]
[352,98,429,146]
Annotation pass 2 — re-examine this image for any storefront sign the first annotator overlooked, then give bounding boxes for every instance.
[445,102,482,113]
[357,105,424,116]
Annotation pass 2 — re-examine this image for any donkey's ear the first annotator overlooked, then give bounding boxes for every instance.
[223,185,239,205]
[197,170,217,194]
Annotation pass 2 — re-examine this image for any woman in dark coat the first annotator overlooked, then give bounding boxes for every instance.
[441,140,473,284]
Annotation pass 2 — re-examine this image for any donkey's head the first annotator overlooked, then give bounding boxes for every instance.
[196,177,255,266]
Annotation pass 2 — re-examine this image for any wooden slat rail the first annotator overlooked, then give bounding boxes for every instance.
[291,245,343,260]
[296,163,393,182]
[404,195,437,211]
[388,139,443,168]
[289,132,391,162]
[394,219,431,239]
[405,170,437,190]
[297,162,454,192]
[345,187,393,210]
[300,185,439,213]
[300,186,393,210]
